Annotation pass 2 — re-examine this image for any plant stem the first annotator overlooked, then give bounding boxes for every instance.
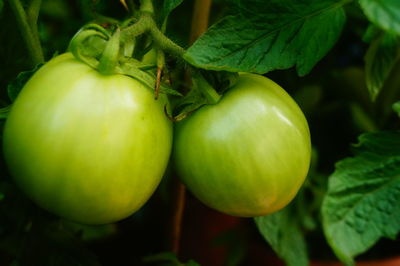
[139,0,154,14]
[27,0,42,59]
[169,0,213,256]
[170,177,186,254]
[121,13,185,58]
[120,15,151,41]
[27,0,41,24]
[150,25,185,57]
[189,0,212,44]
[196,74,221,104]
[9,0,44,66]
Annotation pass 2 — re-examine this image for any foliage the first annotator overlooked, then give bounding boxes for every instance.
[143,251,200,266]
[7,63,42,102]
[185,0,346,76]
[255,204,309,266]
[359,0,400,35]
[322,132,400,265]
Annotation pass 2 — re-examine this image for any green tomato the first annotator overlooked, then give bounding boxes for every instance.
[3,53,173,224]
[173,73,311,217]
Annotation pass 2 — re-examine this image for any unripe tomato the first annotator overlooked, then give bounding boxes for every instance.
[3,53,173,224]
[173,73,311,217]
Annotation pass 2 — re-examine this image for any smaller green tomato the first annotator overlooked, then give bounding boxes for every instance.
[3,53,173,224]
[173,73,311,217]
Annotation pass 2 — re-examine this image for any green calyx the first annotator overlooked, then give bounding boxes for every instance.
[193,74,222,105]
[69,24,123,75]
[66,6,186,97]
[67,21,181,97]
[98,28,121,75]
[68,23,112,71]
[69,8,185,75]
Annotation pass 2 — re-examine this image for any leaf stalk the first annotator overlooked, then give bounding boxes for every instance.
[9,0,44,66]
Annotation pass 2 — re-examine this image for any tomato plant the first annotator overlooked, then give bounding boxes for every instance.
[3,53,173,225]
[0,0,399,266]
[174,73,311,217]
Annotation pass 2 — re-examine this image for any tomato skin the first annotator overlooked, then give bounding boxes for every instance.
[173,73,311,217]
[3,53,173,224]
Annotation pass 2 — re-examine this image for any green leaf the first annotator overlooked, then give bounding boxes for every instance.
[362,24,381,43]
[393,101,400,115]
[365,30,400,101]
[61,220,117,242]
[184,0,346,76]
[7,64,43,102]
[0,105,11,120]
[0,0,3,14]
[143,251,200,266]
[154,0,184,25]
[359,0,400,35]
[322,131,400,266]
[163,0,184,19]
[254,205,309,266]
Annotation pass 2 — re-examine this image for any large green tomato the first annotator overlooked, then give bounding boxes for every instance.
[173,73,311,217]
[3,53,173,224]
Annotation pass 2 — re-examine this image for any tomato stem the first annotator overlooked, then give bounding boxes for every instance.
[149,24,185,57]
[139,0,154,14]
[121,13,185,58]
[9,0,44,66]
[120,14,150,41]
